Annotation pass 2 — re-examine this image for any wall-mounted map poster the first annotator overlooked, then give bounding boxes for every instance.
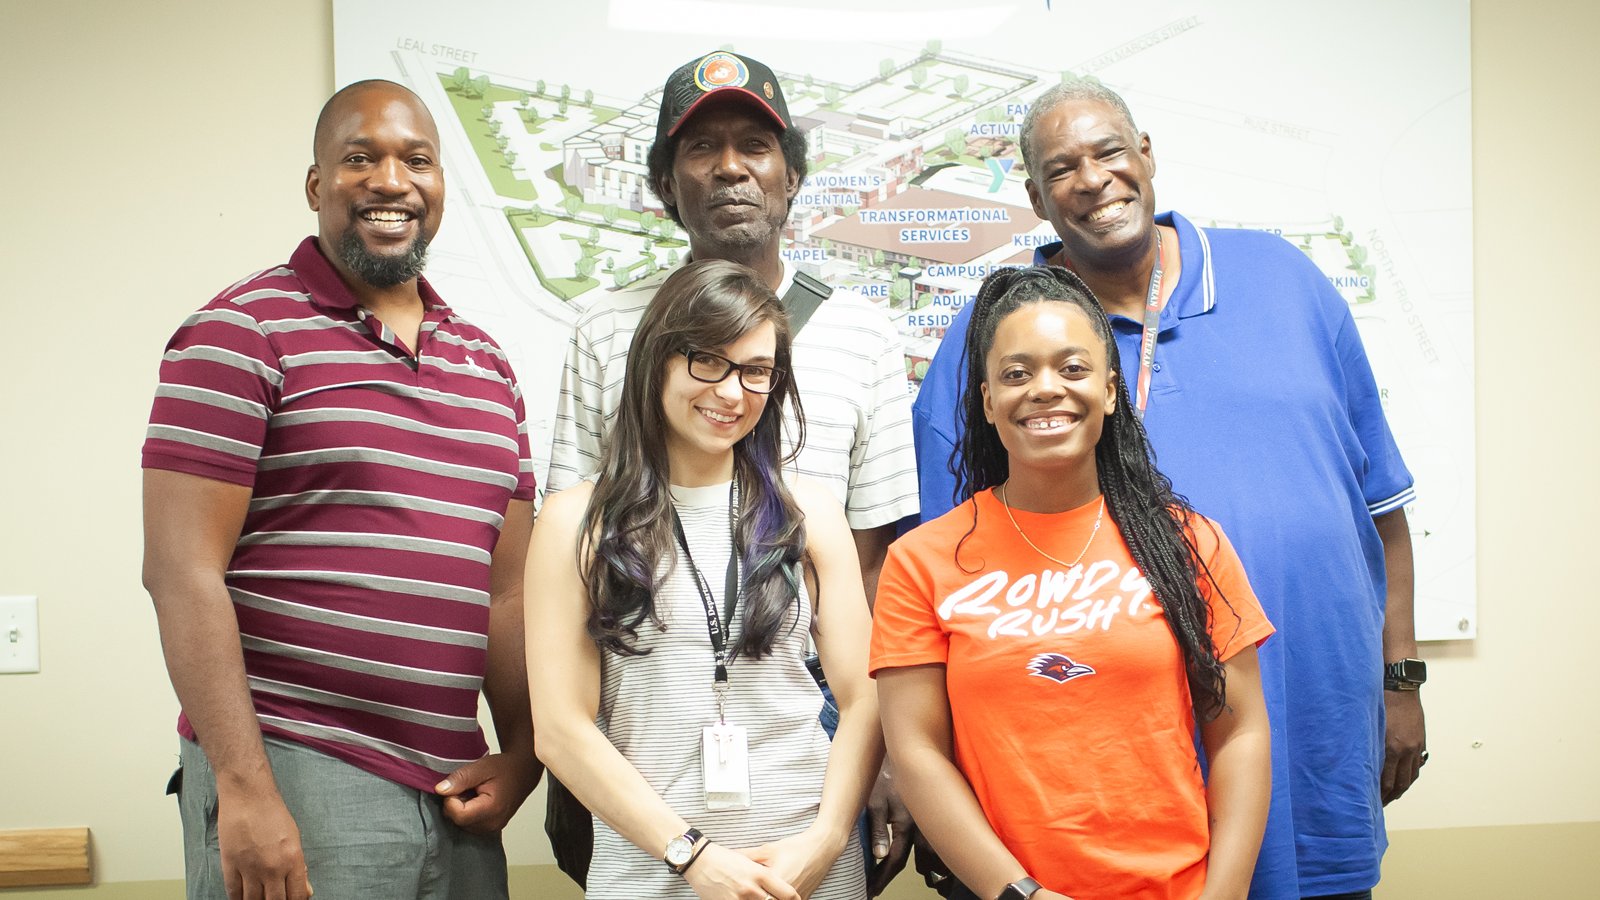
[334,0,1474,640]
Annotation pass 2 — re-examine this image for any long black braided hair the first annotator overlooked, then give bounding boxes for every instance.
[953,266,1238,721]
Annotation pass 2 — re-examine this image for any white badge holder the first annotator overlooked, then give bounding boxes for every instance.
[702,684,751,809]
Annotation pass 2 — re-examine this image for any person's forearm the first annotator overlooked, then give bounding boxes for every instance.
[1198,648,1271,900]
[891,739,1025,898]
[1197,721,1271,899]
[483,590,536,759]
[534,711,694,860]
[1375,508,1417,661]
[851,524,895,609]
[149,574,277,798]
[1374,507,1427,806]
[811,684,884,846]
[483,499,537,758]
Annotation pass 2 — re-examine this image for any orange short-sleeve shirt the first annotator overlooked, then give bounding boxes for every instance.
[871,489,1273,899]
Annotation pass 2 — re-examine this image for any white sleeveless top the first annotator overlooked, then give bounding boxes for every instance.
[585,481,866,899]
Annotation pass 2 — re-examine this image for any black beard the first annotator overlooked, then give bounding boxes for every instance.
[335,228,430,289]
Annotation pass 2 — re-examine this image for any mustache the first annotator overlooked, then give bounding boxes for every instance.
[708,187,763,207]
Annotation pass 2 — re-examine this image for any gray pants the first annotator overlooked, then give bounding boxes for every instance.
[176,737,508,900]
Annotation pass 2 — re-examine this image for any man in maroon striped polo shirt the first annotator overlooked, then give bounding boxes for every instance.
[141,80,539,900]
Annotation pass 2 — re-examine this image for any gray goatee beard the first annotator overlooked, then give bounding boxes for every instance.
[336,229,430,289]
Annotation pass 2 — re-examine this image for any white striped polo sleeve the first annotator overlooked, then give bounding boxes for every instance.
[842,298,920,530]
[547,312,607,493]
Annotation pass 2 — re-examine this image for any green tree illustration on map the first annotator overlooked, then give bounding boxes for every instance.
[891,278,912,307]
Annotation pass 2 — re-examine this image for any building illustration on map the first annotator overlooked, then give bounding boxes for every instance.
[426,45,1380,385]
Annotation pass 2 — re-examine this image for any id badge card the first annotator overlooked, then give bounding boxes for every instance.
[701,723,751,810]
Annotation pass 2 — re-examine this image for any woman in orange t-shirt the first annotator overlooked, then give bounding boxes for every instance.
[871,267,1273,900]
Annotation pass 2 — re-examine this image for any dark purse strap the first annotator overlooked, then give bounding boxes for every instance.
[781,270,833,335]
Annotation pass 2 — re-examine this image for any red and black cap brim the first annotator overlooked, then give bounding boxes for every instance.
[666,87,789,136]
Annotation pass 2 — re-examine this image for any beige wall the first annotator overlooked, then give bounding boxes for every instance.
[1,0,1596,894]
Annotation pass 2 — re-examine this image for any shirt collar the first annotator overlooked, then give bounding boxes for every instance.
[773,259,796,298]
[1029,211,1216,322]
[288,236,452,315]
[679,253,795,297]
[1161,211,1215,320]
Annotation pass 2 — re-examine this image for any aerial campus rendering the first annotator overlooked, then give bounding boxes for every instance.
[434,43,1375,383]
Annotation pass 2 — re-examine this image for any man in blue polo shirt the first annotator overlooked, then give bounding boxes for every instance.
[911,83,1428,900]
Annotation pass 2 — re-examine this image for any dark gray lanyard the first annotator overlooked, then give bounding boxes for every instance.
[669,483,739,720]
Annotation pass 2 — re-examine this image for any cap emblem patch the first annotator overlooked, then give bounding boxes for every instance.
[694,52,749,91]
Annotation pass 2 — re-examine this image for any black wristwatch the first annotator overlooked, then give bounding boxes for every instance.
[1384,658,1427,691]
[998,876,1043,900]
[663,827,703,874]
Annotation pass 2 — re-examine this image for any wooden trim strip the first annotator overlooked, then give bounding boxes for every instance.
[0,827,92,887]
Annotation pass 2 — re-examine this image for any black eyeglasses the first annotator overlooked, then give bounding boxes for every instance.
[681,348,785,394]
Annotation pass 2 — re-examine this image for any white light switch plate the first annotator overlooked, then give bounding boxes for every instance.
[0,595,40,673]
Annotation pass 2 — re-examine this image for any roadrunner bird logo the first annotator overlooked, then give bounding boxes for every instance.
[1028,653,1096,683]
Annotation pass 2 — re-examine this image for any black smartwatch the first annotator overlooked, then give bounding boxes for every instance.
[998,876,1043,900]
[663,827,703,874]
[1384,658,1427,691]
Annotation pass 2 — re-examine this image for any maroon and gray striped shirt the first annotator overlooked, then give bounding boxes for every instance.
[142,237,537,790]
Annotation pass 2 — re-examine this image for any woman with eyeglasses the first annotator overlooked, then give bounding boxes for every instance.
[871,267,1274,900]
[527,260,881,900]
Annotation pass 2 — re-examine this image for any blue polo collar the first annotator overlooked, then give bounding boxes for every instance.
[1029,211,1216,322]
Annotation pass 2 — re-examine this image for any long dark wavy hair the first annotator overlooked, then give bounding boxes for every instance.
[581,259,808,659]
[954,266,1236,720]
